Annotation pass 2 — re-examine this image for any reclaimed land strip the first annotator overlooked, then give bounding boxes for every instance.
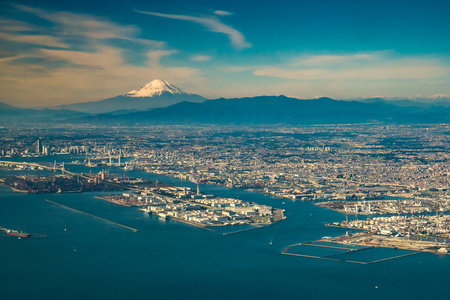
[160,215,215,232]
[171,218,216,232]
[99,196,216,232]
[45,199,138,232]
[95,196,134,207]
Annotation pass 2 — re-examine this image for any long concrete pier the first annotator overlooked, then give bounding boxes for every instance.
[45,199,138,232]
[222,225,267,236]
[365,251,420,264]
[282,251,340,261]
[301,242,372,251]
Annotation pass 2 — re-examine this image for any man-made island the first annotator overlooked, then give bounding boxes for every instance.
[325,214,450,254]
[98,185,285,228]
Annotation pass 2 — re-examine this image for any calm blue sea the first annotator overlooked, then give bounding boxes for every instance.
[1,157,449,299]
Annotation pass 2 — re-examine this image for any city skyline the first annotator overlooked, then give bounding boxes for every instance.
[1,0,450,107]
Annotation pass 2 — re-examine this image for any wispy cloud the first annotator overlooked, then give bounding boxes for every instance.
[0,54,27,63]
[40,46,125,68]
[214,10,233,16]
[13,4,165,48]
[210,51,450,99]
[134,9,252,49]
[221,65,257,73]
[0,32,68,48]
[293,53,374,66]
[0,5,206,107]
[191,55,211,62]
[254,64,447,80]
[146,49,179,65]
[253,52,450,80]
[0,18,40,32]
[0,44,204,107]
[0,15,67,48]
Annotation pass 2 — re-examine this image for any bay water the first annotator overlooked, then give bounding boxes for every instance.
[1,158,449,299]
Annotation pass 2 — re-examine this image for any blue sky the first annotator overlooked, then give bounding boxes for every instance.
[1,0,450,107]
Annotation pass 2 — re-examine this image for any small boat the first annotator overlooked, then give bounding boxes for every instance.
[6,229,31,238]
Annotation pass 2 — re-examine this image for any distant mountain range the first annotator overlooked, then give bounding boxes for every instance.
[2,79,450,125]
[55,79,205,114]
[354,95,450,108]
[77,96,450,125]
[0,102,88,124]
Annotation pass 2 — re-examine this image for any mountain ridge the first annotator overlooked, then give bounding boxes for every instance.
[54,79,205,114]
[71,95,450,125]
[3,79,450,125]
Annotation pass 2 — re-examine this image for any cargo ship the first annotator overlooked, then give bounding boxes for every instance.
[6,229,31,238]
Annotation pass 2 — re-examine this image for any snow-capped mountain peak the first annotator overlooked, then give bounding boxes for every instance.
[123,79,189,97]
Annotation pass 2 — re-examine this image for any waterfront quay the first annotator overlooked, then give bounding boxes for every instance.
[320,232,449,255]
[0,161,157,194]
[327,214,450,254]
[0,174,124,194]
[316,197,450,215]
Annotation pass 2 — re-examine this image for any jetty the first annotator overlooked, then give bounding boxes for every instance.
[45,199,138,232]
[282,236,424,264]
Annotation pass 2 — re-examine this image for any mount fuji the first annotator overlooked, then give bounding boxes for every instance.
[56,79,206,114]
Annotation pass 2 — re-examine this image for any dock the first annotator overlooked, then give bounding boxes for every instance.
[45,199,138,232]
[156,214,216,232]
[346,251,420,265]
[222,225,267,236]
[282,237,422,264]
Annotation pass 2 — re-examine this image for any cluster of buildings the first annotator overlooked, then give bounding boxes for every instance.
[3,124,450,219]
[1,138,93,157]
[105,186,281,227]
[0,173,119,194]
[317,197,450,215]
[333,214,450,238]
[122,125,450,207]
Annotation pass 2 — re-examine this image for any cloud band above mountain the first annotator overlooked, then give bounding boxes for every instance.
[134,9,252,49]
